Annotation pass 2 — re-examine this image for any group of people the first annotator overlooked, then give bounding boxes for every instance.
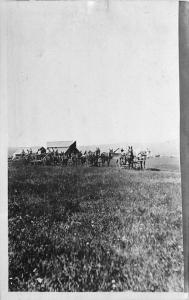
[17,146,112,167]
[17,145,149,169]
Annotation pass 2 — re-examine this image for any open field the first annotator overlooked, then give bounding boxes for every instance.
[8,157,183,291]
[145,156,180,172]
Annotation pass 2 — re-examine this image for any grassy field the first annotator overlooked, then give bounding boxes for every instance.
[8,157,184,291]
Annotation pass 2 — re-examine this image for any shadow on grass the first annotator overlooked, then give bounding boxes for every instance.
[146,168,161,171]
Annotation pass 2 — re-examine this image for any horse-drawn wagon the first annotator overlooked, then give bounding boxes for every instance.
[10,144,149,171]
[117,148,147,170]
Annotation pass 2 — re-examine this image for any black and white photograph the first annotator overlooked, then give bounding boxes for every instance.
[6,0,186,293]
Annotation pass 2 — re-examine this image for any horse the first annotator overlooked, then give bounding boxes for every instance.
[80,154,87,166]
[87,151,98,167]
[71,153,77,167]
[62,156,68,166]
[53,154,59,165]
[115,147,134,169]
[125,147,134,169]
[101,150,113,167]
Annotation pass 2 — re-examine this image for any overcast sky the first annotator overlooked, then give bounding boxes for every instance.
[7,0,179,148]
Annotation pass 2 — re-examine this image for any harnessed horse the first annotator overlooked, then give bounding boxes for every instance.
[101,150,113,166]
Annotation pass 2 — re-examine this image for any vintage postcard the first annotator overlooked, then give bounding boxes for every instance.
[1,0,188,297]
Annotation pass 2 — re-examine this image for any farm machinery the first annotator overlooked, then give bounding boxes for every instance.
[10,147,148,170]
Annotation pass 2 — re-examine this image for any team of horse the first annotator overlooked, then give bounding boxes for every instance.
[12,146,150,170]
[116,148,149,170]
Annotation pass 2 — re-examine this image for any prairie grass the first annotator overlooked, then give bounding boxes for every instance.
[8,161,183,291]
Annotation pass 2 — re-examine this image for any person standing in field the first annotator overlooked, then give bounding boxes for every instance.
[130,146,134,168]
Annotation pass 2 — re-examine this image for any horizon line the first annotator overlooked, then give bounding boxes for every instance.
[8,138,179,149]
